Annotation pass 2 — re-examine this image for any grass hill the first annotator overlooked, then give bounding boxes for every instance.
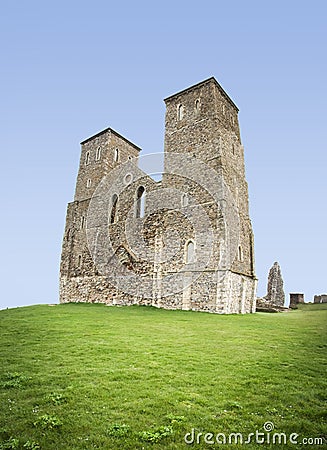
[0,303,326,449]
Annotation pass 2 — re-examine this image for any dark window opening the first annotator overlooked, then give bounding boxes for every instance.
[110,194,118,224]
[136,186,145,218]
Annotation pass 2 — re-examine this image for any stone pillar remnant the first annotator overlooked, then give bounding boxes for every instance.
[264,261,285,307]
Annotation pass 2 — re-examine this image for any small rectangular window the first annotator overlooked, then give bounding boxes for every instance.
[136,186,145,218]
[182,193,188,207]
[85,151,90,165]
[178,104,184,120]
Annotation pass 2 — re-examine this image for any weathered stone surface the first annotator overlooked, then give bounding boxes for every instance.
[60,77,257,314]
[256,297,288,313]
[313,294,327,303]
[263,261,285,307]
[289,293,304,309]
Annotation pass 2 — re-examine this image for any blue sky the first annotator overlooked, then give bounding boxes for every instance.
[0,0,326,309]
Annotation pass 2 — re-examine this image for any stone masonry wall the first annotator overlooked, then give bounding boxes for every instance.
[60,78,257,314]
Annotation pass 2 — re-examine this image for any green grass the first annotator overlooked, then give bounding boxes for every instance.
[0,303,326,449]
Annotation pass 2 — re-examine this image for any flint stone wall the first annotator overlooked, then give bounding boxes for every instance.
[60,78,257,314]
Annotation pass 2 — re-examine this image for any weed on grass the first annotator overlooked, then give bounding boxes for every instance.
[166,414,186,425]
[33,414,62,430]
[23,441,40,450]
[138,425,173,443]
[44,392,66,406]
[106,423,129,437]
[0,373,30,389]
[0,439,40,450]
[0,437,20,449]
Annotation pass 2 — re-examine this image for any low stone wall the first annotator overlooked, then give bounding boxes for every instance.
[60,270,257,314]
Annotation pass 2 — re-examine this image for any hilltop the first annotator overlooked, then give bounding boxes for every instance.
[0,303,326,449]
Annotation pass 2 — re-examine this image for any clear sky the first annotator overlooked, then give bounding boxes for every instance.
[0,0,326,309]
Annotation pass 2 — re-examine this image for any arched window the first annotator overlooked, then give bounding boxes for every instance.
[186,240,195,264]
[80,215,85,229]
[86,179,92,188]
[85,151,90,165]
[114,148,119,162]
[78,255,82,267]
[238,245,243,262]
[181,193,189,207]
[136,186,145,218]
[195,99,200,114]
[96,146,101,161]
[110,194,118,224]
[177,104,184,121]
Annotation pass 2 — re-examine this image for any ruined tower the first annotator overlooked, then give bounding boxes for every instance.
[60,77,257,313]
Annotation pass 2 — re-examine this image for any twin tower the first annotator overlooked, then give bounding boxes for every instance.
[60,77,257,313]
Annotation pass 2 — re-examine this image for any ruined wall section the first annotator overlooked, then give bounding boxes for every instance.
[106,173,159,278]
[60,199,94,279]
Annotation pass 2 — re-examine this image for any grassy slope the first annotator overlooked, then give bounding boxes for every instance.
[0,303,326,449]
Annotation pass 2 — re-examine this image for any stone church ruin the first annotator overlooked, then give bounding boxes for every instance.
[60,77,257,313]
